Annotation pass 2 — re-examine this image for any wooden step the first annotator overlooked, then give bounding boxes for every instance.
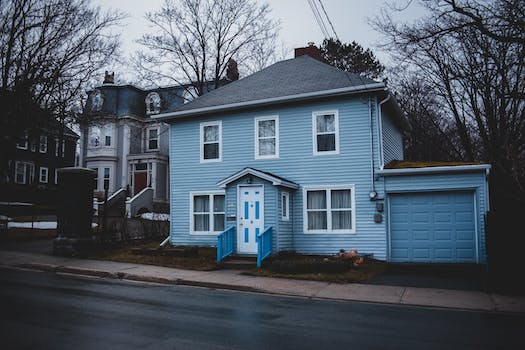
[219,256,257,270]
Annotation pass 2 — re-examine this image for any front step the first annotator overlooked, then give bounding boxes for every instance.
[219,255,257,270]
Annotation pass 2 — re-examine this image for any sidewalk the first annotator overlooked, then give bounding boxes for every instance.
[1,250,524,314]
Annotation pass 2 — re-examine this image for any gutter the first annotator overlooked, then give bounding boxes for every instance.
[153,82,386,121]
[379,164,491,176]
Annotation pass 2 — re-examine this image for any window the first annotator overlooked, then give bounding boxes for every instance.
[103,167,110,190]
[39,167,48,183]
[182,86,197,104]
[281,191,290,221]
[255,116,279,159]
[15,161,34,184]
[16,132,28,150]
[200,121,222,162]
[31,138,36,152]
[190,192,225,234]
[147,128,159,150]
[39,135,47,153]
[55,169,58,184]
[304,185,355,234]
[313,110,339,155]
[104,125,112,146]
[91,90,103,111]
[145,92,161,114]
[91,167,98,190]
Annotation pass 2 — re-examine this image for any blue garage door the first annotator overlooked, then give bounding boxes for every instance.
[389,191,477,263]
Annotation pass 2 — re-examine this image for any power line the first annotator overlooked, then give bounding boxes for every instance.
[307,0,330,38]
[317,0,339,41]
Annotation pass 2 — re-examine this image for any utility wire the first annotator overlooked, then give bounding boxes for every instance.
[307,0,330,38]
[317,0,339,40]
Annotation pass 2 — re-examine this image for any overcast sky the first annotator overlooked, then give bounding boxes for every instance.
[91,0,427,82]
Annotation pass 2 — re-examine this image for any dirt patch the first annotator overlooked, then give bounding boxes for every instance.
[4,228,57,239]
[243,253,387,283]
[87,241,218,271]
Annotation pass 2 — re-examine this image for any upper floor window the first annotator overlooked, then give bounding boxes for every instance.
[39,135,47,153]
[15,161,34,184]
[89,124,112,148]
[313,110,339,155]
[200,121,222,162]
[39,167,48,183]
[147,128,159,150]
[145,92,161,114]
[90,90,103,111]
[255,116,279,159]
[16,132,28,150]
[303,185,355,234]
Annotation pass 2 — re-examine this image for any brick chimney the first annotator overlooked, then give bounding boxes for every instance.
[103,71,115,84]
[294,42,322,61]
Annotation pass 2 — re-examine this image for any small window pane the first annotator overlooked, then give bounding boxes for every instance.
[203,125,219,142]
[307,190,326,209]
[258,120,275,137]
[149,139,158,150]
[213,195,225,212]
[105,136,111,146]
[204,143,219,159]
[332,211,352,230]
[258,139,275,156]
[282,195,287,218]
[331,190,351,209]
[194,214,210,231]
[308,212,327,230]
[194,195,209,212]
[213,214,225,231]
[317,134,336,152]
[316,114,335,132]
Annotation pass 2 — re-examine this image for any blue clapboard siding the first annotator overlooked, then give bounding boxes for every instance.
[381,110,404,165]
[169,95,389,258]
[384,171,488,263]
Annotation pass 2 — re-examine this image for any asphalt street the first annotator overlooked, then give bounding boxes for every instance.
[1,268,524,350]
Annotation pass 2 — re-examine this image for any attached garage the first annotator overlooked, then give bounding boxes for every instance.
[380,163,491,264]
[389,191,477,263]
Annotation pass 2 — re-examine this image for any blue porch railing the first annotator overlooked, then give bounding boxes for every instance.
[257,226,272,268]
[217,226,235,262]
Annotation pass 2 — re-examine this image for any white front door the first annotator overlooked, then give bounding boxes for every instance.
[237,185,264,254]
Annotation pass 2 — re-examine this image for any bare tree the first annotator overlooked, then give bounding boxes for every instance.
[0,0,125,178]
[372,0,525,203]
[132,0,280,96]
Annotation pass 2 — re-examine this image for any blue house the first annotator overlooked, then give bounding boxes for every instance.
[155,47,490,265]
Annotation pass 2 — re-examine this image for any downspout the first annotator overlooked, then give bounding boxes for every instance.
[369,98,376,196]
[377,90,390,170]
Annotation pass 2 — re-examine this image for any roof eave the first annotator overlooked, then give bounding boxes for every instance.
[153,82,386,122]
[217,168,300,189]
[379,164,491,176]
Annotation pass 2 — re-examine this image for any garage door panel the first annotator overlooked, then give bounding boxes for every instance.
[390,191,476,263]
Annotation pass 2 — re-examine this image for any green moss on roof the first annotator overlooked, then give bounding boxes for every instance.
[384,160,483,169]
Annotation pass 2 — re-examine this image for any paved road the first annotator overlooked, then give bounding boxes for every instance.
[0,268,524,350]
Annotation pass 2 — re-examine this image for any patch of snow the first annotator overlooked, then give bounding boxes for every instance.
[0,202,34,206]
[140,213,170,221]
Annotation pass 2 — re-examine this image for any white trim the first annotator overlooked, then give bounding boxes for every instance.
[189,190,225,235]
[237,184,264,254]
[217,167,299,189]
[379,164,491,176]
[312,110,340,156]
[153,82,386,121]
[55,169,58,184]
[39,135,47,153]
[302,184,356,234]
[254,115,279,160]
[146,126,160,151]
[39,167,48,183]
[14,161,33,184]
[200,121,222,163]
[473,191,480,263]
[281,191,290,221]
[16,132,28,150]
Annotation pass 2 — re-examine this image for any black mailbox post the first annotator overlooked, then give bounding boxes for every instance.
[53,167,96,256]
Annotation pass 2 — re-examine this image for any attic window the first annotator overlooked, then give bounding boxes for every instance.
[146,92,161,114]
[90,90,103,111]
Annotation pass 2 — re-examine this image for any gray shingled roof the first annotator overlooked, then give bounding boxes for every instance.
[166,55,380,114]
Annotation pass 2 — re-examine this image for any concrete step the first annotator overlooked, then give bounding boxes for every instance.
[219,256,257,270]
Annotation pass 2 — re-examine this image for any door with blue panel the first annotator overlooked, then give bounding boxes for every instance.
[389,191,477,263]
[237,185,264,254]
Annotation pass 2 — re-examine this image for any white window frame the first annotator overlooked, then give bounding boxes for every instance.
[281,191,290,221]
[303,184,356,234]
[312,110,340,156]
[147,127,159,151]
[39,167,48,183]
[255,115,279,160]
[39,135,47,153]
[189,191,226,235]
[16,132,28,150]
[55,169,58,184]
[200,121,222,163]
[15,161,33,184]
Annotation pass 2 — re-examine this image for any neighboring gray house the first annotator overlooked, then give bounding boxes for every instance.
[79,72,199,211]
